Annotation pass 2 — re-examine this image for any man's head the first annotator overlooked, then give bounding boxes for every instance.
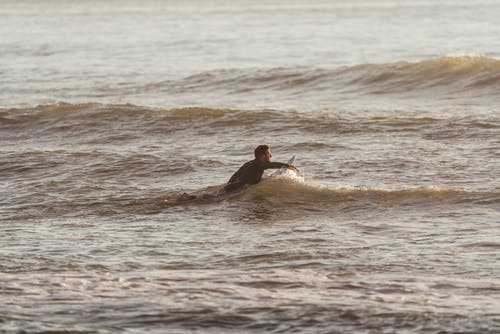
[254,145,272,163]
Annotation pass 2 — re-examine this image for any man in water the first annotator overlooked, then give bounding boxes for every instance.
[222,145,299,193]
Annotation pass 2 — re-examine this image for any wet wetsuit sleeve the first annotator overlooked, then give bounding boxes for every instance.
[262,162,289,169]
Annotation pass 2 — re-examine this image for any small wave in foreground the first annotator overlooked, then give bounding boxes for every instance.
[167,172,496,208]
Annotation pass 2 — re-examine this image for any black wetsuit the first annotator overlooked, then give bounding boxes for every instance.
[222,159,289,193]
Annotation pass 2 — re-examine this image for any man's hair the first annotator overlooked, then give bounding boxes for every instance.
[254,145,269,158]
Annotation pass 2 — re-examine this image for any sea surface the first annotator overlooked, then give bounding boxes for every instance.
[1,0,500,333]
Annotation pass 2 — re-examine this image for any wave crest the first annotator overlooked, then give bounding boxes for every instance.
[346,55,500,93]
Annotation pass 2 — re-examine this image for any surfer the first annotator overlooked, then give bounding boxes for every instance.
[222,145,299,193]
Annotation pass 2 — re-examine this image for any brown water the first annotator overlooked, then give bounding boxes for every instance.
[1,0,500,333]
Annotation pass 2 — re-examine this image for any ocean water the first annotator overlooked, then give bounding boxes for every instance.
[1,0,500,333]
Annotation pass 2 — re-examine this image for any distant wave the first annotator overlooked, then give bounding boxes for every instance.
[140,55,500,99]
[1,56,498,109]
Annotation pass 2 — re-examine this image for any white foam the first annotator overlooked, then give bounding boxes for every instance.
[267,168,305,183]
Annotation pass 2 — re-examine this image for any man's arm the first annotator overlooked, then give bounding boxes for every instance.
[263,162,288,169]
[263,162,299,173]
